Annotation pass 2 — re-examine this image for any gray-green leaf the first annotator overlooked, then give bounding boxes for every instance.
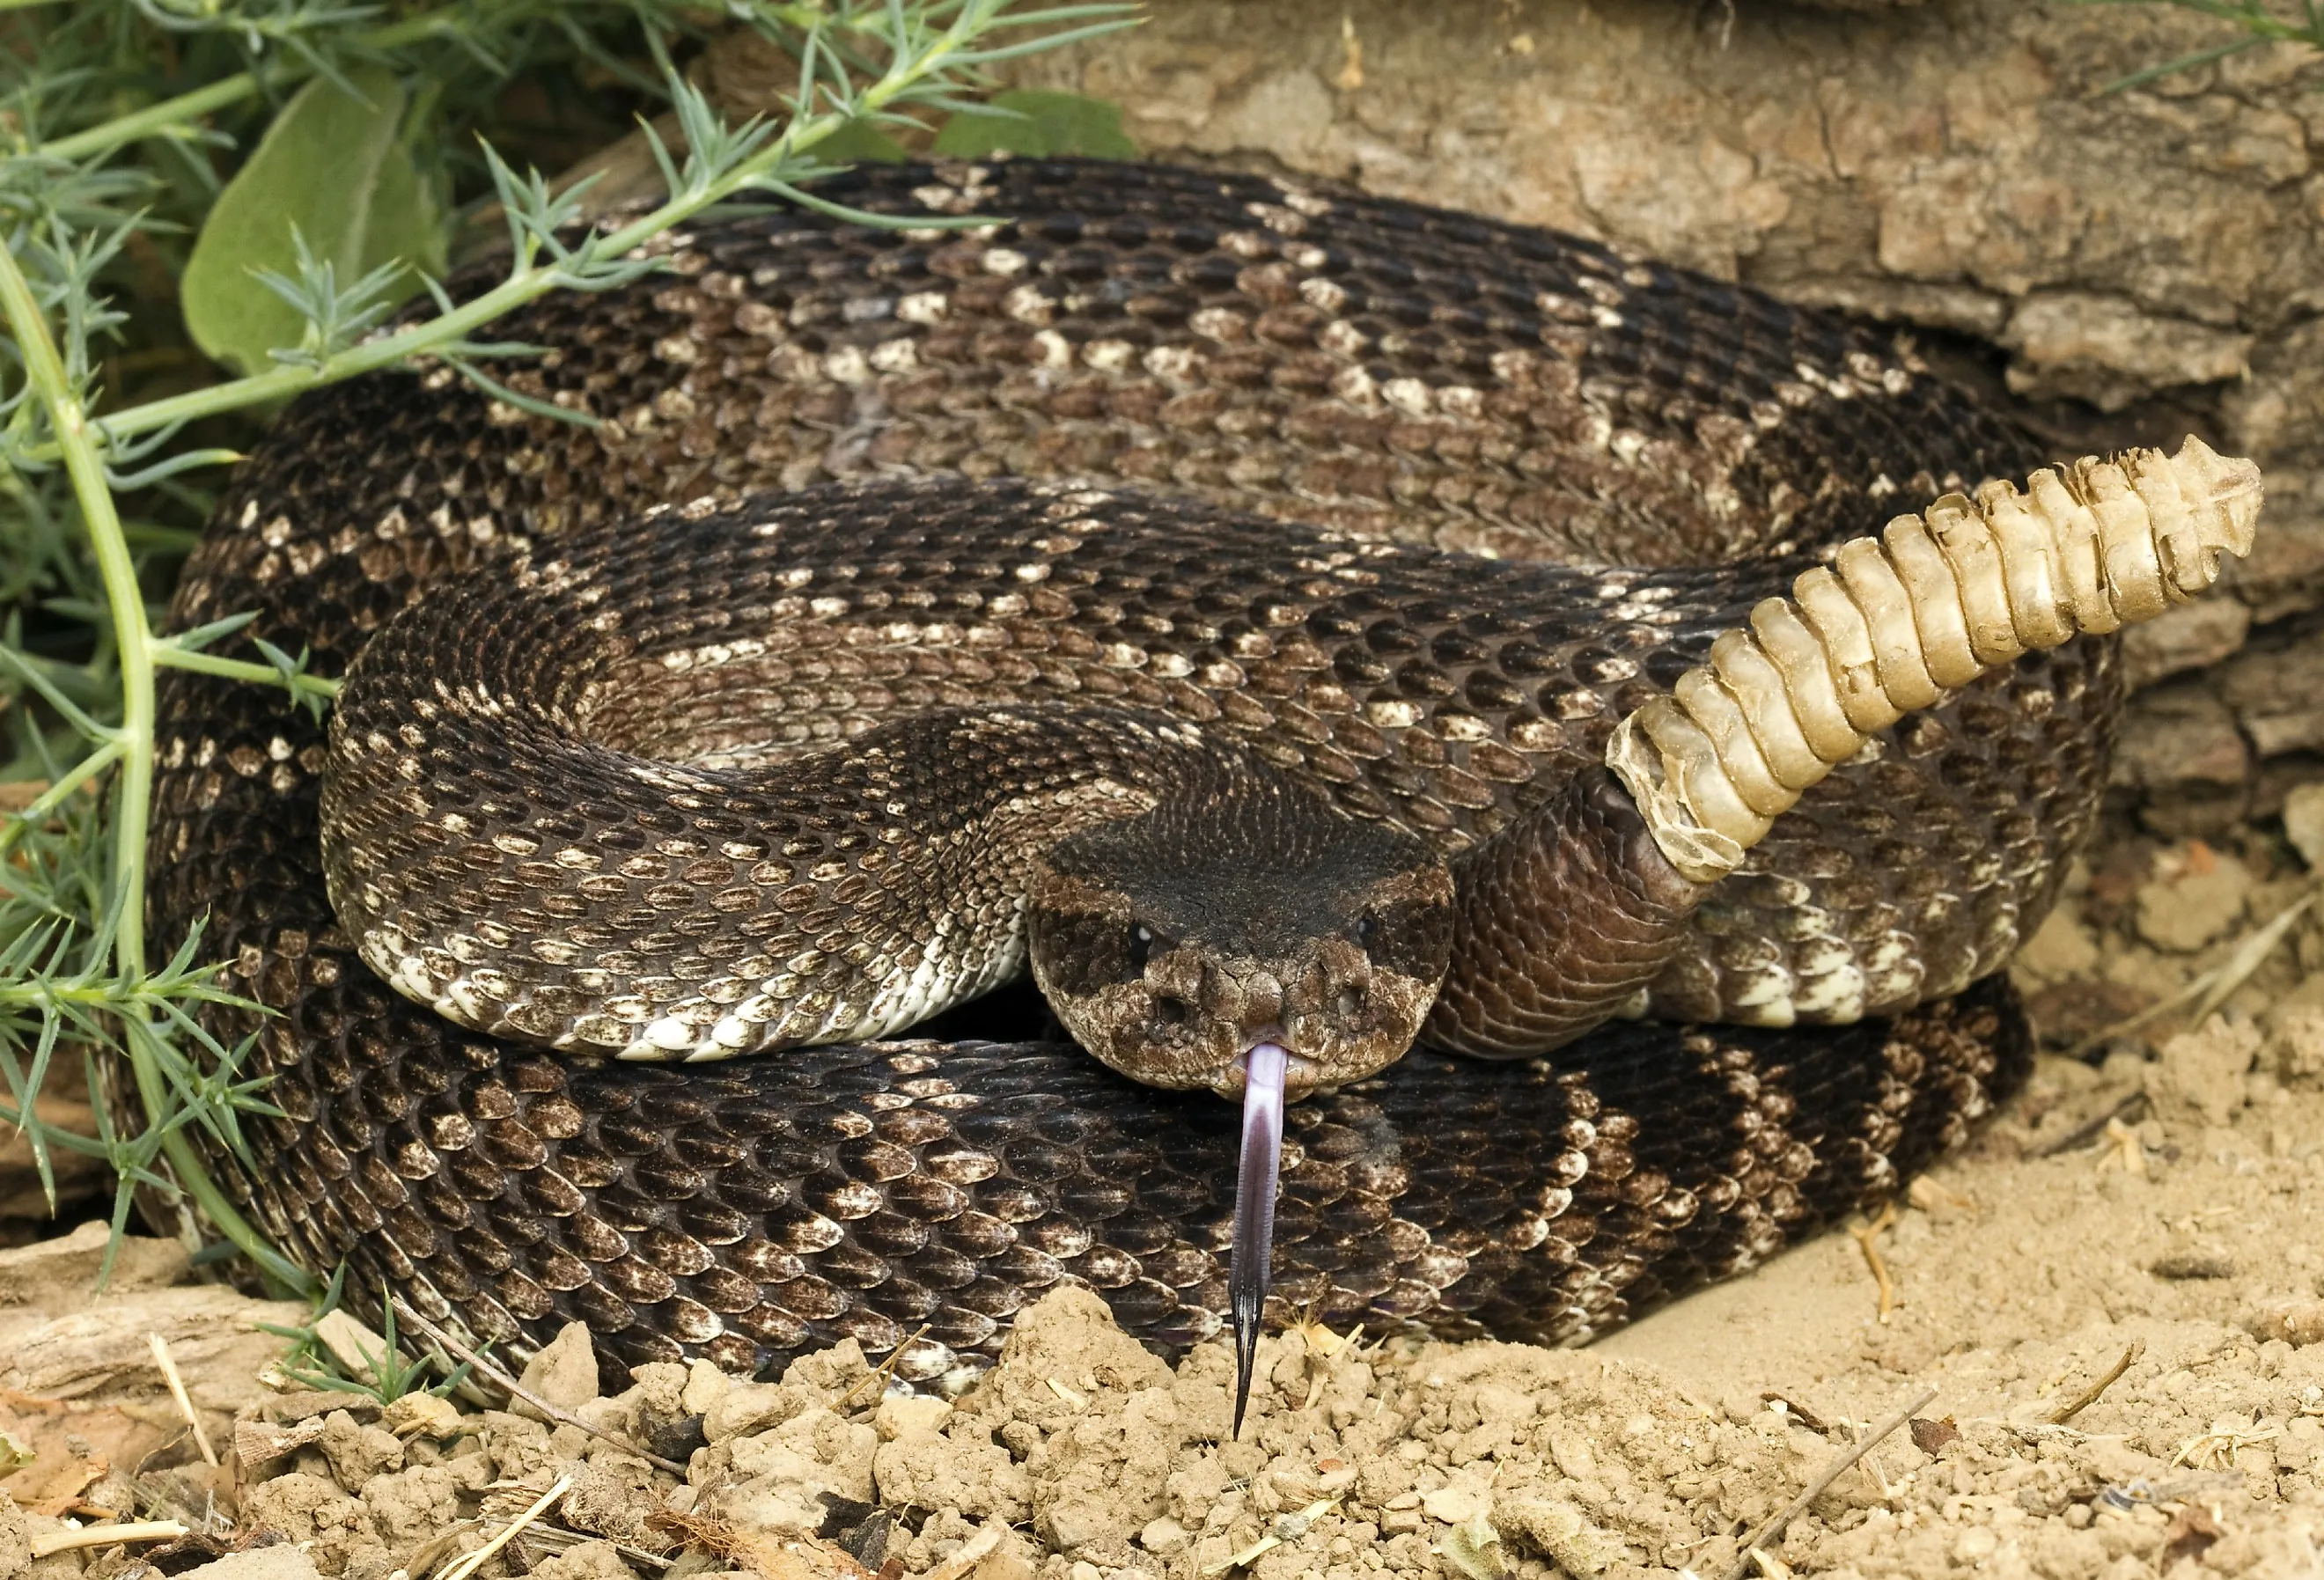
[930,90,1136,160]
[181,64,447,377]
[816,116,911,165]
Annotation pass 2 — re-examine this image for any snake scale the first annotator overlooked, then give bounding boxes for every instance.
[152,158,2202,1393]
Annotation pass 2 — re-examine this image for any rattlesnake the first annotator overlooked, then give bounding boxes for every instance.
[150,159,2258,1407]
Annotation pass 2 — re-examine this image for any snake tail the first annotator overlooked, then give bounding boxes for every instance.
[1607,436,2263,886]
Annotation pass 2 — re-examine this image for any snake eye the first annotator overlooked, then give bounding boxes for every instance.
[1129,923,1156,976]
[1357,913,1381,953]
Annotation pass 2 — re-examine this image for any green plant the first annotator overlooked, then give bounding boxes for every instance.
[0,0,1135,1290]
[260,1266,480,1404]
[2071,1,2324,91]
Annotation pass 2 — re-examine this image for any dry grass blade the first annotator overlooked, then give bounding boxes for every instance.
[2065,889,2316,1060]
[30,1521,190,1558]
[1720,1386,1937,1580]
[147,1332,217,1466]
[388,1297,687,1475]
[2189,891,2314,1024]
[918,1524,1004,1580]
[433,1476,570,1580]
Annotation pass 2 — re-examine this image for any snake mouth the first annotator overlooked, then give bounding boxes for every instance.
[1207,1042,1326,1101]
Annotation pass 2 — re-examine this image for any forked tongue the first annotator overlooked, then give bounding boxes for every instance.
[1229,1040,1288,1438]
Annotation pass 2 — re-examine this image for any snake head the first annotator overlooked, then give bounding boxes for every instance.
[1025,781,1452,1437]
[1023,783,1454,1099]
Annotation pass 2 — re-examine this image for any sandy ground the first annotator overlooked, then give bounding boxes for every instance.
[4,805,2324,1580]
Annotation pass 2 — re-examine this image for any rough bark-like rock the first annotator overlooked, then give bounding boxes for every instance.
[999,0,2324,825]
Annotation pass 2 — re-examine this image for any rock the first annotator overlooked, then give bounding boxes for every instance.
[528,1542,638,1580]
[2248,1302,2324,1347]
[625,1362,687,1418]
[2146,1018,2262,1128]
[2122,597,2253,690]
[236,1415,328,1472]
[317,1410,402,1490]
[2017,906,2101,981]
[1494,1494,1620,1576]
[476,1410,556,1481]
[174,1547,324,1580]
[2000,291,2253,412]
[560,1460,666,1543]
[680,1358,729,1416]
[705,1405,879,1536]
[307,1314,396,1391]
[357,1464,462,1547]
[2283,783,2324,871]
[1,1490,25,1580]
[2134,849,2253,952]
[2271,1007,2324,1086]
[965,1287,1173,1429]
[0,1283,305,1415]
[1421,1472,1493,1524]
[379,1393,463,1442]
[2225,319,2324,461]
[241,1472,388,1578]
[701,1382,811,1445]
[1137,1516,1190,1556]
[0,1065,103,1230]
[518,1321,603,1415]
[872,1422,1033,1524]
[2112,684,2247,797]
[2150,1248,2237,1280]
[2221,640,2324,759]
[2225,475,2324,625]
[873,1393,952,1441]
[776,1340,872,1403]
[0,1224,187,1312]
[731,1408,876,1499]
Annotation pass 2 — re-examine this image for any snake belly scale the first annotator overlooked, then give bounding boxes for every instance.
[152,158,2110,1383]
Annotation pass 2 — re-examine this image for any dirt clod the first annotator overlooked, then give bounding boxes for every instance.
[174,1548,321,1580]
[518,1322,605,1415]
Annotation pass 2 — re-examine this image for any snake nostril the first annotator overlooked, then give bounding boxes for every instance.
[1334,987,1364,1019]
[1154,995,1189,1027]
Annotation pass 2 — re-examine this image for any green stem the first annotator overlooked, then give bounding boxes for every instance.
[0,738,121,861]
[35,1,921,165]
[151,643,342,702]
[40,11,464,164]
[0,237,312,1295]
[68,31,984,448]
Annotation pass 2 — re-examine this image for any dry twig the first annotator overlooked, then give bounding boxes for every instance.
[387,1297,687,1475]
[2048,1340,2145,1426]
[1719,1386,1937,1580]
[835,1324,933,1413]
[1760,1393,1833,1436]
[2031,1091,2149,1159]
[1850,1202,1900,1323]
[2063,890,2316,1062]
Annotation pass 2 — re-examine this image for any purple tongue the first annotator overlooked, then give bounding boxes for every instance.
[1229,1040,1288,1439]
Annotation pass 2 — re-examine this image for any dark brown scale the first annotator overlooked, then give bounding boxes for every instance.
[150,159,2073,1382]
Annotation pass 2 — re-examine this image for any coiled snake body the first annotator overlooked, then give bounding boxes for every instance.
[156,159,2144,1385]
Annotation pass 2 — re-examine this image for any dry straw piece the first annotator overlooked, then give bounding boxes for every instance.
[1607,436,2264,883]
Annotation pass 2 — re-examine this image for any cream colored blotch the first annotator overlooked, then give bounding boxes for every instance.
[1607,436,2263,884]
